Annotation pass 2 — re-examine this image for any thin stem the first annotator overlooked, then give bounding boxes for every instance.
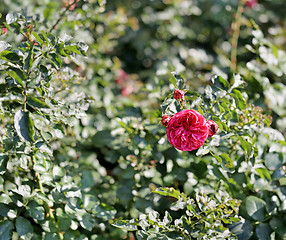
[230,0,246,73]
[49,0,79,32]
[32,156,64,240]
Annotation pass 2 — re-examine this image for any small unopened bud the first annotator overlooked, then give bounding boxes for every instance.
[161,115,172,127]
[206,120,219,137]
[0,28,8,35]
[173,89,185,100]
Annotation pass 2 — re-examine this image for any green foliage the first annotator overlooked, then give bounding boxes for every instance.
[114,187,240,239]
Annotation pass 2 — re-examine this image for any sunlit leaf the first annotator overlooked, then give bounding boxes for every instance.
[0,50,21,62]
[27,96,49,109]
[245,196,266,221]
[112,220,138,231]
[14,110,35,143]
[153,187,180,199]
[48,53,62,69]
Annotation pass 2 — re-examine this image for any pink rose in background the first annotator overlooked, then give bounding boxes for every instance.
[115,69,129,85]
[246,0,258,8]
[166,109,209,151]
[173,89,185,100]
[121,85,134,96]
[63,0,80,11]
[115,69,136,96]
[206,120,218,138]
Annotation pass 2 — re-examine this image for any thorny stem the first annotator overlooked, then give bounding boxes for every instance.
[32,156,64,240]
[49,0,79,32]
[230,0,246,73]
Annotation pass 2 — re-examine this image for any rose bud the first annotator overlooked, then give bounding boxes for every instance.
[206,120,219,138]
[173,89,185,100]
[161,115,172,127]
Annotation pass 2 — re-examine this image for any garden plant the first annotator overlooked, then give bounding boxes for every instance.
[0,0,286,239]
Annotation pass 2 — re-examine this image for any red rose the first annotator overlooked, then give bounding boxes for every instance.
[166,109,209,151]
[206,120,219,138]
[161,115,172,126]
[173,89,185,100]
[246,0,258,8]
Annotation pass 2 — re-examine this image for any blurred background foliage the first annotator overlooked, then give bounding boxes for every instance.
[0,0,286,239]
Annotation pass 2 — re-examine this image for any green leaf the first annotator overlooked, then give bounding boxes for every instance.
[82,194,99,212]
[160,98,173,114]
[39,64,51,82]
[112,220,138,231]
[31,31,45,45]
[44,233,61,240]
[14,110,35,143]
[149,210,159,222]
[153,187,180,199]
[81,170,95,189]
[232,74,245,89]
[265,153,282,170]
[136,230,148,240]
[245,196,266,221]
[255,168,271,181]
[0,155,8,175]
[196,146,210,156]
[211,75,230,90]
[55,43,69,57]
[216,154,235,173]
[18,184,31,198]
[230,219,253,240]
[16,217,33,240]
[269,216,286,237]
[169,76,177,88]
[40,31,51,46]
[263,116,272,127]
[46,32,56,46]
[0,50,21,62]
[48,53,62,69]
[231,89,246,110]
[171,72,184,89]
[0,41,10,53]
[93,203,116,221]
[79,213,96,231]
[255,223,271,240]
[6,68,25,87]
[0,220,13,240]
[27,96,49,109]
[64,45,83,56]
[27,200,45,221]
[0,204,10,218]
[6,12,20,24]
[24,48,34,71]
[238,137,252,156]
[58,216,71,231]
